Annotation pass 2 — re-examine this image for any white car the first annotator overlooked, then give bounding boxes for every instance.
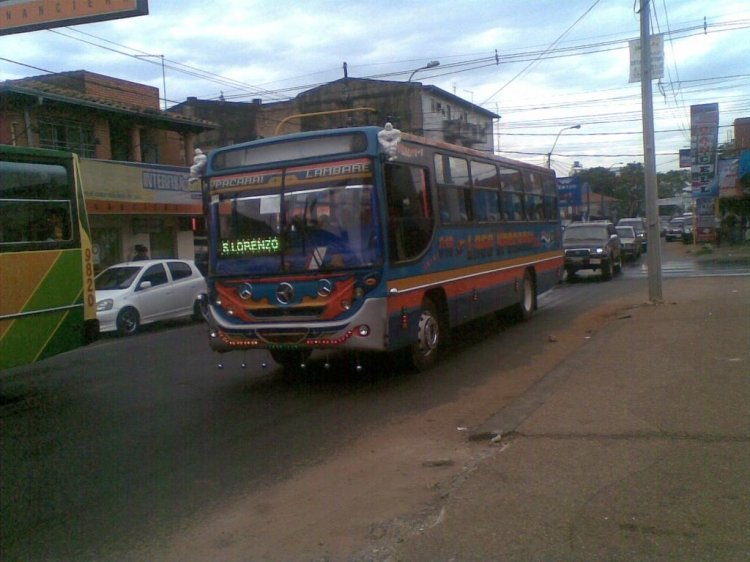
[95,259,207,335]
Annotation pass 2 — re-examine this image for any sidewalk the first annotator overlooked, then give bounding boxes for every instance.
[685,239,750,265]
[383,275,750,561]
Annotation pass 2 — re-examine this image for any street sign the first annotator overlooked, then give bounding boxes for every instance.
[0,0,148,36]
[628,34,664,83]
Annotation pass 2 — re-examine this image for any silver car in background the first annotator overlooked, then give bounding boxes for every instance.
[616,225,641,261]
[95,259,207,336]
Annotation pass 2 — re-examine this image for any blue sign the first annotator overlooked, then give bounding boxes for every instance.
[557,176,582,206]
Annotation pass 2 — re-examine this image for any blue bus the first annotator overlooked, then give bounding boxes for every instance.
[195,125,562,371]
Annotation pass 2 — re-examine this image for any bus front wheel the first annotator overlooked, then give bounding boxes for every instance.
[409,298,441,371]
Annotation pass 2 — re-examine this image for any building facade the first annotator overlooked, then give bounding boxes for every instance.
[172,77,498,154]
[1,71,215,270]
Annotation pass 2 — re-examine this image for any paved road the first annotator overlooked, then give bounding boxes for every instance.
[1,240,747,561]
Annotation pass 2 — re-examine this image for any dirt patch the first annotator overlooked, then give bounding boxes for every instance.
[135,301,625,562]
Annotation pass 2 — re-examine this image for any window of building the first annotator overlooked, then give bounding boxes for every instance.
[38,118,96,157]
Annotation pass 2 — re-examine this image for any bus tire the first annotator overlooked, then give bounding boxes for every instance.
[409,298,441,371]
[513,271,535,321]
[116,307,140,336]
[271,349,312,372]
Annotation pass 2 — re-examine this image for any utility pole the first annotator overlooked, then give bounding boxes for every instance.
[640,0,663,302]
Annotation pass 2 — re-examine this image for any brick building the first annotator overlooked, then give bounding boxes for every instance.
[0,71,215,269]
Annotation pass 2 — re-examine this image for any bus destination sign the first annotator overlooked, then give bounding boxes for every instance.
[220,236,281,257]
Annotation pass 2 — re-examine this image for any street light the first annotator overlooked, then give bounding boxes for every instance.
[135,54,167,110]
[408,60,440,82]
[547,124,581,169]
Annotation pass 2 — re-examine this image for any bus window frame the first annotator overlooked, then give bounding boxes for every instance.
[435,153,472,224]
[497,165,526,221]
[384,162,435,264]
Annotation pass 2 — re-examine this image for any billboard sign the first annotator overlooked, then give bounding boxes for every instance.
[557,176,582,207]
[0,0,148,36]
[679,148,692,168]
[629,34,664,83]
[690,103,719,198]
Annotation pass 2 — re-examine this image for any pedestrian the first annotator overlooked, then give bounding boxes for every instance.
[133,244,149,260]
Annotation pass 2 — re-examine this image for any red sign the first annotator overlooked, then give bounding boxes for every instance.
[0,0,148,35]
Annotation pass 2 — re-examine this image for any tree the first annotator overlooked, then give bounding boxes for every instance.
[656,169,689,198]
[574,165,690,219]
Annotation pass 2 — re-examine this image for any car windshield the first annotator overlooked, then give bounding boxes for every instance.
[619,219,644,233]
[563,225,608,241]
[96,266,141,290]
[616,226,635,238]
[212,162,381,275]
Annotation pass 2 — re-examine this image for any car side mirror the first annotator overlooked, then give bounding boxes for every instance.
[138,280,152,290]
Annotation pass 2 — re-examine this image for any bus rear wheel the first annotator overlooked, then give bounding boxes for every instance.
[409,298,441,371]
[513,271,536,321]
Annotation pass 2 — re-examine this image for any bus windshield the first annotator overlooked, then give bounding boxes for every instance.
[214,162,380,275]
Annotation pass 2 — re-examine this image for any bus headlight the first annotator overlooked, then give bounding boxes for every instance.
[97,299,113,311]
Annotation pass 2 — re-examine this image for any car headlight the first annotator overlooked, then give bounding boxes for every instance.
[97,299,114,312]
[595,247,605,254]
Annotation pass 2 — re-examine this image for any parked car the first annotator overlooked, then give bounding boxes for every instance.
[617,217,647,252]
[563,221,622,281]
[615,225,641,261]
[96,259,207,336]
[665,216,687,242]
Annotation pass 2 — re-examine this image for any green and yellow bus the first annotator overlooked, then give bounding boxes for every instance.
[0,145,99,370]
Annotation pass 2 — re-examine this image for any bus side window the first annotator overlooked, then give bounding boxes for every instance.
[385,164,433,263]
[499,166,524,221]
[470,161,501,222]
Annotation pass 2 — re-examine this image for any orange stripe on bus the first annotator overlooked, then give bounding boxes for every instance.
[0,251,61,317]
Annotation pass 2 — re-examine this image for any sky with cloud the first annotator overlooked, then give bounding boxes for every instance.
[1,0,749,173]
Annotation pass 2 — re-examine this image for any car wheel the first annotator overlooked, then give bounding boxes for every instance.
[601,258,613,280]
[513,271,536,321]
[270,349,312,372]
[116,307,140,336]
[614,254,623,274]
[409,298,442,371]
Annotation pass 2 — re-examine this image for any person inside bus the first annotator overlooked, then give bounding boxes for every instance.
[306,215,357,268]
[133,244,150,261]
[43,207,69,241]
